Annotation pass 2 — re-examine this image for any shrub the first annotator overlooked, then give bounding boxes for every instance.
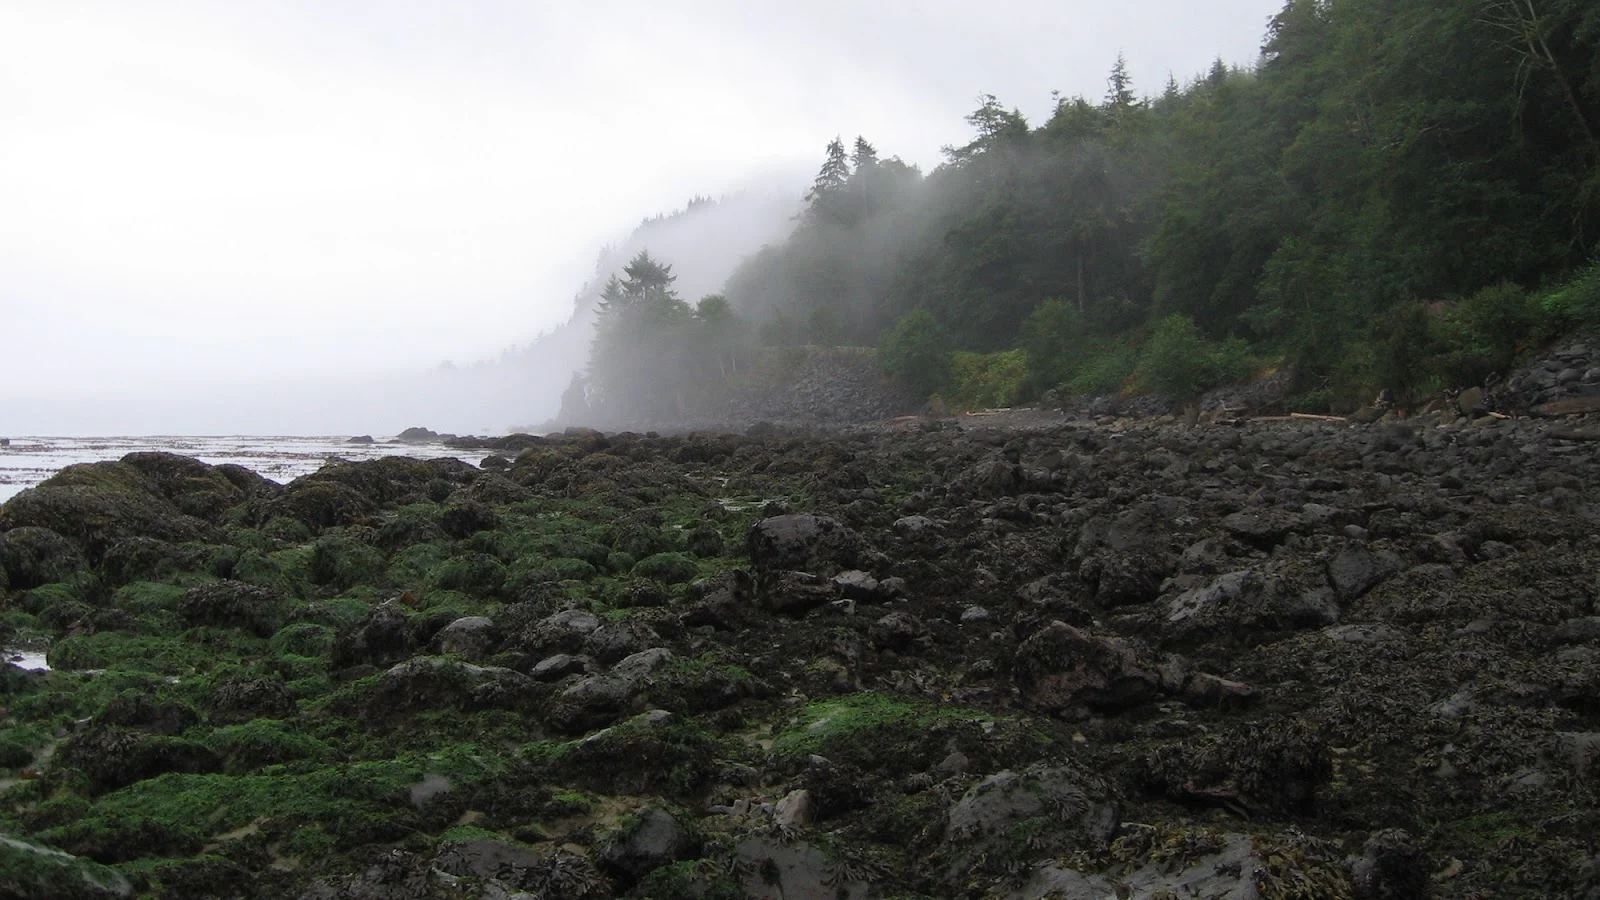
[1067,344,1137,396]
[878,309,952,399]
[948,349,1029,410]
[1133,315,1251,402]
[1541,262,1600,330]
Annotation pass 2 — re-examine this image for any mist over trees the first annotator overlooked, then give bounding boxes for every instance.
[565,0,1599,426]
[713,0,1599,411]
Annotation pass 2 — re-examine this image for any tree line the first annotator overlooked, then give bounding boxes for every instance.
[575,0,1600,420]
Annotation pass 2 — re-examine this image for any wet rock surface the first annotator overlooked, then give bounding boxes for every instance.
[2,413,1600,896]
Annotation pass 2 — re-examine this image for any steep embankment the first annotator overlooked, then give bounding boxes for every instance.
[0,416,1598,897]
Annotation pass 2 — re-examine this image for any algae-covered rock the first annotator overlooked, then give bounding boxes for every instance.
[599,807,697,884]
[176,580,287,637]
[0,526,87,590]
[0,458,225,559]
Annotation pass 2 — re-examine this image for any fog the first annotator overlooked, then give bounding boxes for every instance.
[0,0,1283,436]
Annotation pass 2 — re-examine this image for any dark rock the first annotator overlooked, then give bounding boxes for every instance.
[208,677,297,724]
[1327,545,1404,601]
[1014,621,1160,715]
[747,514,864,575]
[395,427,440,443]
[1221,508,1305,548]
[365,657,536,720]
[331,598,418,669]
[945,765,1115,856]
[99,536,189,586]
[264,480,376,532]
[530,653,589,681]
[54,727,221,793]
[600,807,696,883]
[517,608,602,654]
[439,500,497,538]
[1350,828,1427,899]
[430,615,498,661]
[548,647,674,734]
[346,435,375,445]
[0,526,88,590]
[582,620,660,665]
[868,611,927,652]
[755,570,838,617]
[177,580,286,638]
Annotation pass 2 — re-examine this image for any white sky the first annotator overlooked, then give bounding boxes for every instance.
[0,0,1282,426]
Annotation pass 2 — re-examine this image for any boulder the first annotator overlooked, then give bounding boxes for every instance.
[945,765,1115,858]
[330,598,418,669]
[755,570,838,617]
[208,677,297,724]
[747,514,864,575]
[0,462,217,560]
[177,580,287,638]
[868,611,927,652]
[548,647,674,734]
[600,807,696,883]
[1014,622,1160,715]
[1327,545,1404,601]
[0,526,88,590]
[1221,507,1305,549]
[365,657,537,720]
[430,616,498,662]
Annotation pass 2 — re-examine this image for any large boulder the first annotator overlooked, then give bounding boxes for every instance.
[364,657,537,721]
[176,581,287,638]
[600,807,697,884]
[747,515,864,575]
[0,526,88,590]
[548,647,674,734]
[1014,621,1160,716]
[945,765,1116,876]
[330,598,418,670]
[0,461,219,561]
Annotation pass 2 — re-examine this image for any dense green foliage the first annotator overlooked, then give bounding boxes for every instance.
[711,0,1600,409]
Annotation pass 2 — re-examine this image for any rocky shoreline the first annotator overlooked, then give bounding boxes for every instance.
[0,408,1598,897]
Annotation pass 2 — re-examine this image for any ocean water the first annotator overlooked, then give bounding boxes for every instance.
[0,435,482,505]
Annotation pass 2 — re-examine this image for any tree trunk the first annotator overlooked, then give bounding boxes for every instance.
[1076,256,1086,314]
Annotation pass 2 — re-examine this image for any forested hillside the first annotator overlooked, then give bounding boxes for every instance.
[583,0,1600,421]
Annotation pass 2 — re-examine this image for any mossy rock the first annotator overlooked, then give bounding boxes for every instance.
[262,481,376,533]
[309,534,388,591]
[0,527,88,591]
[176,581,287,638]
[387,541,452,587]
[429,555,506,597]
[632,553,700,586]
[98,536,191,586]
[108,581,187,615]
[205,720,330,773]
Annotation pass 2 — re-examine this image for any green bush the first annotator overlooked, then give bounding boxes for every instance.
[878,309,952,400]
[948,349,1029,410]
[1541,262,1600,330]
[1066,344,1137,396]
[1428,282,1545,386]
[1133,315,1251,402]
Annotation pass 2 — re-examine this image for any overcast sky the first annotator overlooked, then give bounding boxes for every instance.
[0,0,1283,429]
